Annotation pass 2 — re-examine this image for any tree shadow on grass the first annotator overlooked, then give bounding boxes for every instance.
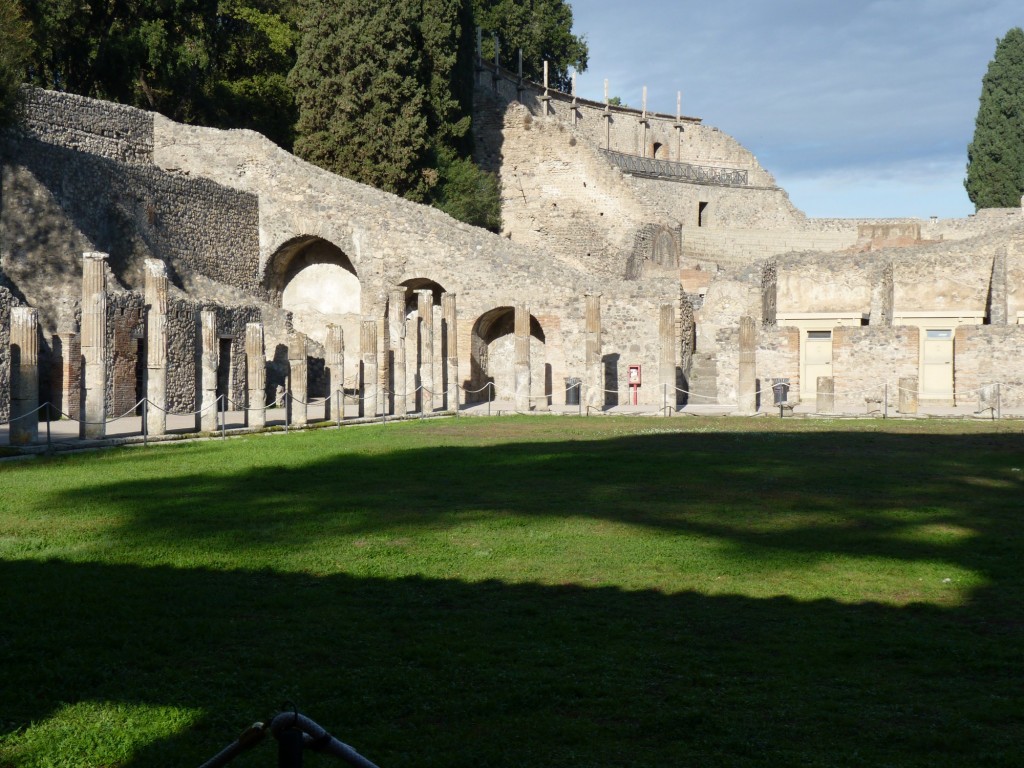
[2,428,1023,766]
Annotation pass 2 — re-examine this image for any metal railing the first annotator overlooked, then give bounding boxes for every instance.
[600,149,749,187]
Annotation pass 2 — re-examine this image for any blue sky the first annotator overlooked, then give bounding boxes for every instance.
[568,1,1022,219]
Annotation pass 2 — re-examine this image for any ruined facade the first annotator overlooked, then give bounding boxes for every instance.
[2,57,1024,437]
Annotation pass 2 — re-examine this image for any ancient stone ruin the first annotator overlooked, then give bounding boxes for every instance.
[2,57,1024,442]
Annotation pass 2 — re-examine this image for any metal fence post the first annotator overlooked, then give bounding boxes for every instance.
[284,392,289,433]
[884,382,888,419]
[46,404,52,455]
[142,399,148,447]
[220,394,226,440]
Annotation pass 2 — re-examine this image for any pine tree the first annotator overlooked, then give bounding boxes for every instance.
[290,0,431,200]
[965,27,1024,209]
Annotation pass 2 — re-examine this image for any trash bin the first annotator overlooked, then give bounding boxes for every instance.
[565,377,582,406]
[771,378,790,405]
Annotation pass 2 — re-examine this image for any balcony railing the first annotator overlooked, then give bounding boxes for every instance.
[600,149,749,187]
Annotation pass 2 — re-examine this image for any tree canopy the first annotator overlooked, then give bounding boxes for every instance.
[965,27,1024,209]
[0,0,33,127]
[10,0,587,230]
[20,0,298,147]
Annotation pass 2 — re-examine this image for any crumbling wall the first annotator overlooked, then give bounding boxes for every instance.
[1,89,263,334]
[831,326,919,412]
[954,326,1024,408]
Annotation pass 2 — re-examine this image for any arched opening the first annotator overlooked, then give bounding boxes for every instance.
[651,141,663,159]
[264,236,360,346]
[469,307,548,404]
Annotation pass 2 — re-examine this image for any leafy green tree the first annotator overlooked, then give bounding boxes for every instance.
[290,0,431,199]
[965,27,1024,209]
[473,0,587,91]
[20,0,297,146]
[432,149,502,230]
[0,0,33,127]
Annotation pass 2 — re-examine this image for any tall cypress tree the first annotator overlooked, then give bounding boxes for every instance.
[965,27,1024,209]
[0,0,32,127]
[290,0,431,200]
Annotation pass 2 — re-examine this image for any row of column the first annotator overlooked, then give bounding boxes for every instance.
[7,260,684,444]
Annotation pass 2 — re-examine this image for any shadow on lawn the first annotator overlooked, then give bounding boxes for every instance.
[3,429,1023,766]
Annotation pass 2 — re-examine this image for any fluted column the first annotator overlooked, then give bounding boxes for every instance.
[442,292,458,411]
[246,322,266,429]
[388,289,407,417]
[416,289,434,413]
[199,310,219,431]
[9,307,39,445]
[288,331,308,426]
[584,293,603,409]
[361,319,379,417]
[326,323,345,422]
[738,316,757,415]
[81,252,108,439]
[659,304,676,410]
[144,259,168,436]
[514,304,531,412]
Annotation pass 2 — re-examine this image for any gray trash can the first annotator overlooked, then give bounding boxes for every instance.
[565,377,582,406]
[771,378,790,405]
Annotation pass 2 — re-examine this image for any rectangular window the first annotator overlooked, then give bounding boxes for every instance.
[807,330,832,340]
[926,329,952,339]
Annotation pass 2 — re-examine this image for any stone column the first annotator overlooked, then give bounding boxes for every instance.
[584,293,603,408]
[388,289,406,416]
[9,307,39,445]
[442,292,458,412]
[816,376,835,414]
[81,251,108,439]
[514,304,532,411]
[246,322,266,429]
[199,310,219,431]
[144,259,169,436]
[659,304,676,410]
[898,376,919,415]
[326,323,345,422]
[288,331,308,426]
[737,316,757,415]
[416,289,434,413]
[360,319,379,417]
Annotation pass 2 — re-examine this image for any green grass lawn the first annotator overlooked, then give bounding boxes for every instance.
[1,416,1022,767]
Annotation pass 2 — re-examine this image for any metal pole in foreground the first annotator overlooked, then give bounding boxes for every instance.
[46,405,52,455]
[996,382,1002,420]
[884,382,889,419]
[336,390,342,427]
[284,392,289,433]
[142,399,148,447]
[578,383,582,417]
[220,395,226,440]
[488,382,492,417]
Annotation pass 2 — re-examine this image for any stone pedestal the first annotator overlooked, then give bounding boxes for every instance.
[416,289,434,413]
[9,307,39,445]
[737,316,757,415]
[246,323,266,429]
[584,293,603,408]
[81,252,108,439]
[442,292,458,412]
[514,304,531,411]
[816,376,835,413]
[388,289,406,416]
[898,376,919,414]
[326,323,345,422]
[361,320,379,417]
[144,259,168,436]
[199,310,218,432]
[288,331,308,426]
[659,304,676,410]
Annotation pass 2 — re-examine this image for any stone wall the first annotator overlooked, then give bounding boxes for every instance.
[954,326,1024,408]
[107,290,144,417]
[757,326,800,402]
[831,326,919,412]
[1,89,263,334]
